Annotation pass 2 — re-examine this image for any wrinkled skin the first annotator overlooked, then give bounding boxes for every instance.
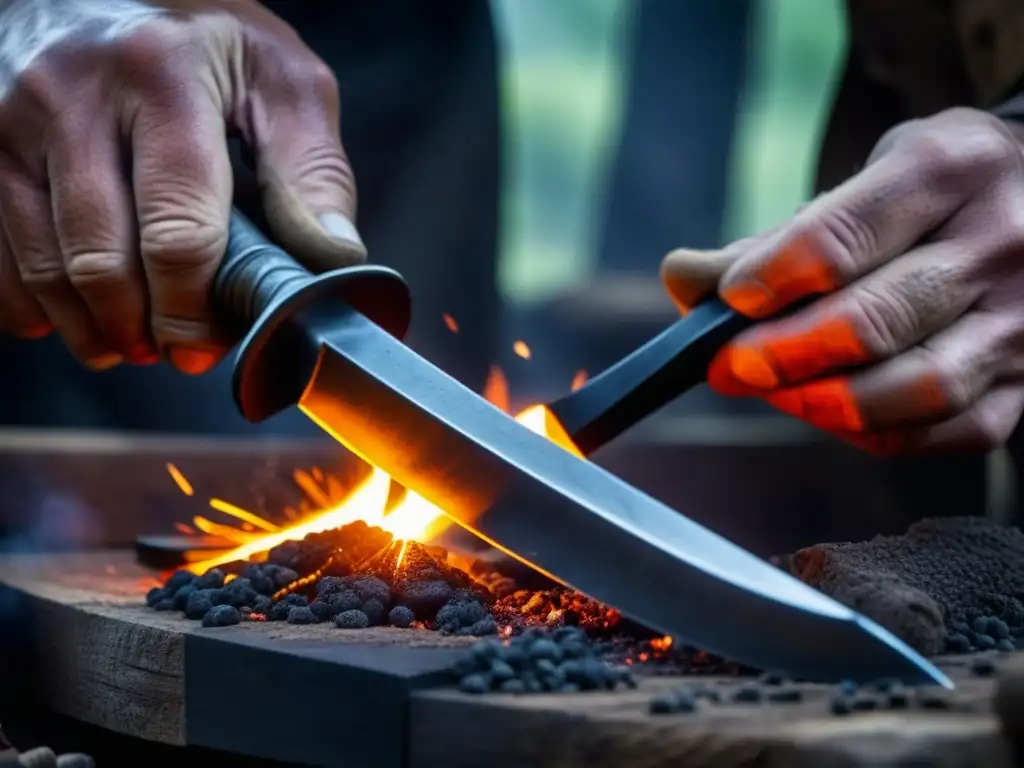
[0,0,364,374]
[662,108,1024,457]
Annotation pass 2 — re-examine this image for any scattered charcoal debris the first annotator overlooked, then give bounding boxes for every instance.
[450,628,636,695]
[758,670,789,686]
[918,689,952,710]
[649,690,697,715]
[787,518,1024,655]
[766,686,802,703]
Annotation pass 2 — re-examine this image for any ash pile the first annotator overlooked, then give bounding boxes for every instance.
[784,516,1024,656]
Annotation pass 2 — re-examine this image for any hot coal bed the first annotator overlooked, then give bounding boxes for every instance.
[145,515,1024,710]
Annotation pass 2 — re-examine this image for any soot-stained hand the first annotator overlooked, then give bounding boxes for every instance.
[0,0,364,374]
[661,108,1024,457]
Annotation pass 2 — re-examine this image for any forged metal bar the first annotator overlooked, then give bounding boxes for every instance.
[210,210,951,686]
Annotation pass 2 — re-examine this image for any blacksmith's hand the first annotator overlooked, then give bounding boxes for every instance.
[661,107,1024,457]
[0,0,363,374]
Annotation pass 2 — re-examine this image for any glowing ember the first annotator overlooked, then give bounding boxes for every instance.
[443,313,459,333]
[571,369,588,391]
[167,462,194,496]
[482,364,510,412]
[512,340,531,360]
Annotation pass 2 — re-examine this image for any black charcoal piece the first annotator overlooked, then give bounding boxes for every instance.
[397,580,454,620]
[870,678,900,693]
[273,567,299,588]
[194,569,225,590]
[971,656,997,677]
[250,595,272,614]
[222,578,258,608]
[153,598,175,611]
[352,576,391,607]
[973,633,997,651]
[758,670,788,686]
[164,570,195,592]
[851,694,878,711]
[528,639,563,662]
[498,679,526,694]
[886,690,911,709]
[649,693,680,714]
[172,584,194,611]
[674,691,697,713]
[490,660,515,682]
[185,590,215,620]
[286,606,319,625]
[998,639,1016,652]
[459,674,490,695]
[558,683,580,693]
[767,686,802,703]
[202,605,240,628]
[435,600,489,634]
[315,575,346,598]
[830,696,852,716]
[335,609,370,629]
[330,590,363,614]
[918,691,951,710]
[692,687,721,703]
[361,599,386,626]
[468,618,497,636]
[945,633,972,654]
[146,587,169,607]
[732,683,762,703]
[470,639,503,664]
[308,600,335,622]
[388,605,415,628]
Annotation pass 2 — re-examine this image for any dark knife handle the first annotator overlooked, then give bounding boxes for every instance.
[546,299,752,456]
[213,210,318,334]
[212,208,412,423]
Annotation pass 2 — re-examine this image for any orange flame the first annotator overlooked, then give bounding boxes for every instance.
[174,360,586,574]
[178,403,581,574]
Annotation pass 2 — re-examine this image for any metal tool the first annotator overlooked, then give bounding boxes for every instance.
[213,210,951,687]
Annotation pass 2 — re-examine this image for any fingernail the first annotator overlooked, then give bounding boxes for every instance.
[170,347,219,376]
[84,352,123,371]
[722,280,775,317]
[317,212,364,249]
[728,347,779,389]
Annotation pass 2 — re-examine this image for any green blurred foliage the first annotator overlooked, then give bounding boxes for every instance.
[493,0,846,302]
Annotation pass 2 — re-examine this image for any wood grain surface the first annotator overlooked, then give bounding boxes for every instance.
[0,550,1019,768]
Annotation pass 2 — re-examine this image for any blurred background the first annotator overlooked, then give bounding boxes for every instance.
[486,0,1009,553]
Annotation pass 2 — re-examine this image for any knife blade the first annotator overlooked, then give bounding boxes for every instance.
[213,210,951,687]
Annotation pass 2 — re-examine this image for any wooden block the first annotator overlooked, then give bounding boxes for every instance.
[410,670,1012,768]
[0,551,471,767]
[1,550,1018,767]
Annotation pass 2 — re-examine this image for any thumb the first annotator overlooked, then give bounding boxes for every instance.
[660,243,748,315]
[252,92,366,272]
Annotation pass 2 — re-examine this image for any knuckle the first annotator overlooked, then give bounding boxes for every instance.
[845,283,919,357]
[17,259,68,295]
[806,207,877,279]
[65,250,130,292]
[140,217,226,272]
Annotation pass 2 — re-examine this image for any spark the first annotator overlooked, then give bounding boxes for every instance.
[513,340,531,360]
[166,462,194,496]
